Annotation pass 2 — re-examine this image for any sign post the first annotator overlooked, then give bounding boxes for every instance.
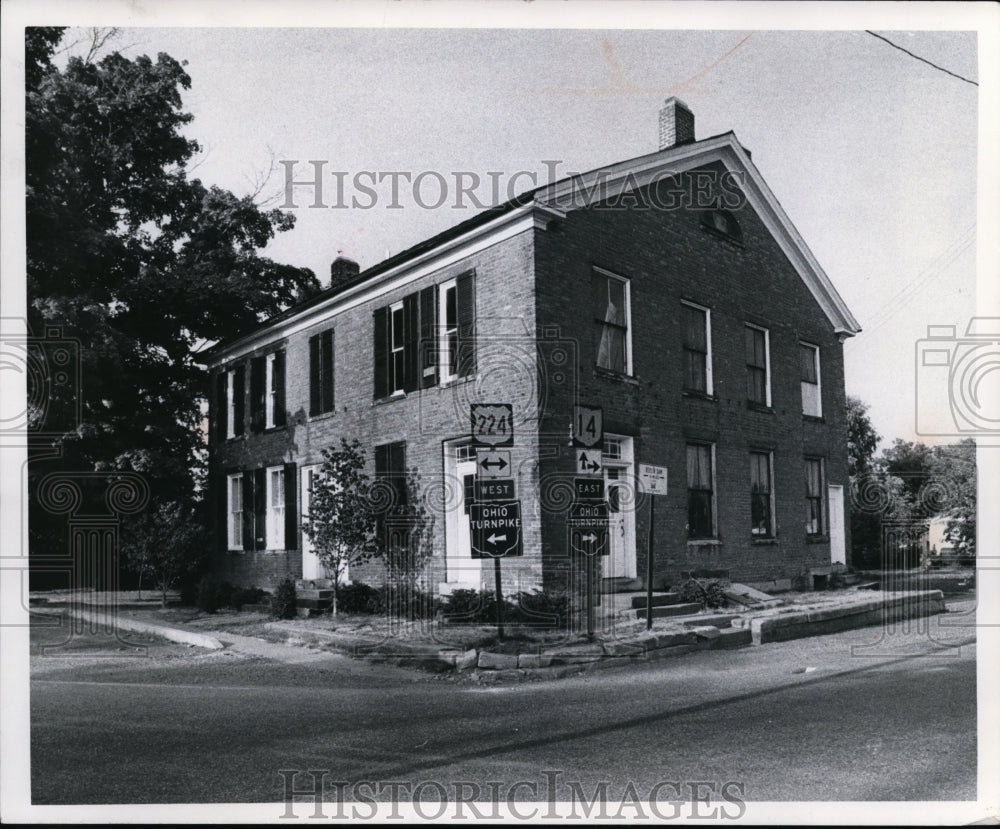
[638,464,668,631]
[572,405,604,642]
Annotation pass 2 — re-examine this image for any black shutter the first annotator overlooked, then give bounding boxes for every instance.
[309,335,320,415]
[456,271,476,377]
[321,329,335,412]
[250,356,265,432]
[272,351,286,427]
[284,462,298,550]
[233,366,245,436]
[390,441,407,508]
[373,307,389,399]
[215,373,227,441]
[403,292,419,393]
[419,285,438,388]
[242,470,254,551]
[253,467,267,550]
[217,470,229,552]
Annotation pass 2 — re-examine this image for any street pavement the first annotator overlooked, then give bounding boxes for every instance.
[28,599,977,808]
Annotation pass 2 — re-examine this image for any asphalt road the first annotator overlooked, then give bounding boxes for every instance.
[29,600,977,808]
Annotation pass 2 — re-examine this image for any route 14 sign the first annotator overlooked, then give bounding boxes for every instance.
[573,405,603,448]
[469,501,523,558]
[471,404,513,448]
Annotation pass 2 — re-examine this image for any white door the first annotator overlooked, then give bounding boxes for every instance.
[442,444,482,590]
[828,484,846,565]
[300,466,327,580]
[605,465,636,579]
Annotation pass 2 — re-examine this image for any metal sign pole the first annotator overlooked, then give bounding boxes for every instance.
[494,556,505,641]
[586,554,595,642]
[646,493,655,631]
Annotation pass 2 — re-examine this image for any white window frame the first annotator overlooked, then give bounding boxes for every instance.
[686,442,718,539]
[266,465,285,550]
[805,457,826,537]
[225,370,236,439]
[389,300,405,394]
[745,323,772,407]
[265,353,277,428]
[437,278,459,383]
[799,341,822,417]
[750,450,775,538]
[594,267,633,376]
[227,473,243,551]
[681,300,714,395]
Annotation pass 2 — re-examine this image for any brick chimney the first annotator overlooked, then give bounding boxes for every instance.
[330,255,360,289]
[659,97,695,150]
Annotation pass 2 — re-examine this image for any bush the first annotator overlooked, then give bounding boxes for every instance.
[270,578,297,620]
[382,583,440,621]
[196,574,233,614]
[230,587,267,611]
[336,582,384,615]
[678,578,729,610]
[441,588,567,628]
[508,589,569,628]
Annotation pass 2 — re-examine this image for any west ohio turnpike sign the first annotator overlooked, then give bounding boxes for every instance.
[469,501,523,559]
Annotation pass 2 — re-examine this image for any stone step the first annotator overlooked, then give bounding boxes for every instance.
[630,592,682,609]
[633,602,702,620]
[681,612,738,629]
[297,589,334,601]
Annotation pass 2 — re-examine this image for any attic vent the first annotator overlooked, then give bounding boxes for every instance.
[700,209,742,243]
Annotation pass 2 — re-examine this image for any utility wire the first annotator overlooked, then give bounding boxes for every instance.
[865,31,978,87]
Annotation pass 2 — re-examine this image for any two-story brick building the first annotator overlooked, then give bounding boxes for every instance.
[198,99,860,598]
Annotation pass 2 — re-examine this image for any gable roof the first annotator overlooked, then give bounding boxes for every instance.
[198,131,859,365]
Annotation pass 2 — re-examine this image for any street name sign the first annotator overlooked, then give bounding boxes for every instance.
[475,478,515,502]
[476,449,511,479]
[469,501,523,558]
[471,403,514,448]
[638,463,668,495]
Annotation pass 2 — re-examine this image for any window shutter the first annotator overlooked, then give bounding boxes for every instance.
[217,471,228,552]
[253,467,266,550]
[309,335,320,416]
[250,357,265,432]
[419,285,438,388]
[283,462,298,550]
[216,373,227,441]
[403,293,419,393]
[272,351,286,427]
[373,307,389,399]
[233,366,245,436]
[321,329,335,412]
[390,441,407,508]
[456,271,476,377]
[241,470,254,551]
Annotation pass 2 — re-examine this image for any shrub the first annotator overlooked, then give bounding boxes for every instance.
[383,583,440,621]
[230,587,267,611]
[336,582,384,615]
[440,588,567,628]
[270,578,297,620]
[196,574,233,614]
[508,589,569,628]
[678,578,729,610]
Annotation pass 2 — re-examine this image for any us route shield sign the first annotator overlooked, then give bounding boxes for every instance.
[469,500,523,558]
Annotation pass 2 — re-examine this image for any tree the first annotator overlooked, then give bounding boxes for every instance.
[302,439,381,616]
[25,29,321,567]
[120,500,207,607]
[846,395,881,478]
[931,439,976,556]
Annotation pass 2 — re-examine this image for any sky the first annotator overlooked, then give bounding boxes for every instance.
[26,9,996,450]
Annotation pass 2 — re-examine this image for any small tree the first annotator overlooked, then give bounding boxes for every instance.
[382,467,436,621]
[121,500,207,607]
[302,439,380,616]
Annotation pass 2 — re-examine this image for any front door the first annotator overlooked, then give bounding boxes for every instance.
[828,484,846,565]
[442,443,482,590]
[300,465,327,580]
[604,451,636,579]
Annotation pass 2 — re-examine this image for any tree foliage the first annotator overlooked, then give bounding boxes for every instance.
[25,28,320,561]
[846,395,881,478]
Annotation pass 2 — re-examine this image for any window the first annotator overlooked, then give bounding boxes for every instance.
[800,342,822,417]
[805,458,825,536]
[227,473,243,550]
[750,452,774,537]
[682,302,712,394]
[215,365,245,440]
[603,437,622,461]
[593,268,631,375]
[701,208,742,242]
[374,274,476,399]
[250,351,285,431]
[309,329,335,416]
[745,324,771,406]
[686,443,715,538]
[266,466,286,549]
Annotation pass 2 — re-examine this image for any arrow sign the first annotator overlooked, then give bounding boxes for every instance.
[576,449,602,476]
[470,501,523,558]
[569,525,609,556]
[476,449,511,479]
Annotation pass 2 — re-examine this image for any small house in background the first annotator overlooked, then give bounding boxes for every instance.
[197,99,861,598]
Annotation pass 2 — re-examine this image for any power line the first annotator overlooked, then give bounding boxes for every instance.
[865,31,978,87]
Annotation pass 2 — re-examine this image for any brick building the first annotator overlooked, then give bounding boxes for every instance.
[198,99,860,597]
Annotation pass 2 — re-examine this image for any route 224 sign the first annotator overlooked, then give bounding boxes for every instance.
[470,404,514,448]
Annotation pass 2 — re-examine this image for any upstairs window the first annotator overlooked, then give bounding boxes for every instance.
[215,365,245,440]
[227,473,243,550]
[390,302,406,394]
[309,329,335,416]
[745,324,771,406]
[682,301,712,394]
[800,342,822,417]
[593,268,631,375]
[686,443,716,539]
[750,451,774,537]
[250,351,285,431]
[700,208,742,242]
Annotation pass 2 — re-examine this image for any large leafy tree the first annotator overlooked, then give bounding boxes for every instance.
[26,28,320,562]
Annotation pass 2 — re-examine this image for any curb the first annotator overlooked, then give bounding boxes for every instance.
[35,606,225,650]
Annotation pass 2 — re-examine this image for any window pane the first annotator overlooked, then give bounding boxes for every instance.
[445,286,457,331]
[747,367,767,404]
[750,453,769,491]
[800,344,818,383]
[746,327,765,367]
[392,307,404,347]
[597,325,625,373]
[683,305,707,351]
[605,279,626,326]
[688,491,713,537]
[687,445,711,489]
[806,459,821,496]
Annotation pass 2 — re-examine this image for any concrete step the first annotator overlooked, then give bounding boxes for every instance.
[681,613,738,629]
[296,597,332,611]
[633,602,702,620]
[297,589,334,601]
[630,592,682,610]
